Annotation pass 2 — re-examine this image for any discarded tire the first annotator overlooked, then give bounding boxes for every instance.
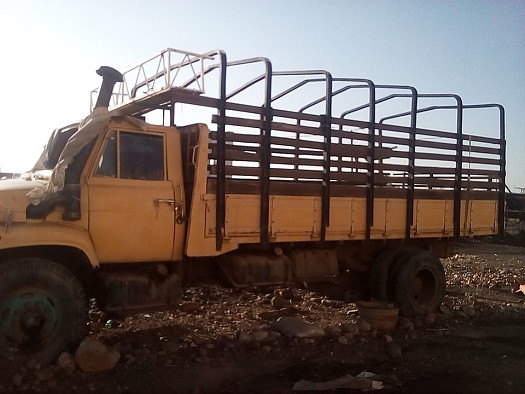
[392,250,446,316]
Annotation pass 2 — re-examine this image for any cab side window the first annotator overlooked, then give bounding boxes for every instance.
[120,132,164,180]
[95,131,117,177]
[95,130,165,180]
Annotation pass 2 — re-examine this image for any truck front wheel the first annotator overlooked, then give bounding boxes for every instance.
[0,258,88,369]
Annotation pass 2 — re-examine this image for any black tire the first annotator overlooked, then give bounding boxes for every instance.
[393,250,446,317]
[0,258,88,368]
[369,249,406,301]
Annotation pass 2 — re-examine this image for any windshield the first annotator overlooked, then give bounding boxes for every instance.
[32,124,80,171]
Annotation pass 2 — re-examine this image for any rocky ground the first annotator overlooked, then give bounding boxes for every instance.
[1,237,524,393]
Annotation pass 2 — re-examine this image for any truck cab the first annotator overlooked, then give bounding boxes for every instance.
[87,120,186,263]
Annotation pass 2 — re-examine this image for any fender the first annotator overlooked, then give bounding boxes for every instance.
[0,222,100,267]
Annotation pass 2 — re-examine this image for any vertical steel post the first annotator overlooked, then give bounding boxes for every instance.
[260,62,273,247]
[365,87,376,240]
[497,105,506,237]
[453,97,464,239]
[406,88,418,238]
[216,51,227,251]
[320,75,333,241]
[169,104,175,127]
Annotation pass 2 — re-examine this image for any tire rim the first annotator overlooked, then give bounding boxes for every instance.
[0,289,58,353]
[411,269,437,306]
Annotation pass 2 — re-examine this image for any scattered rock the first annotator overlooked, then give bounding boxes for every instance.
[34,365,55,381]
[344,333,355,341]
[439,305,452,316]
[271,317,325,338]
[161,341,180,353]
[75,337,121,373]
[388,342,402,358]
[12,374,23,387]
[279,288,294,300]
[425,313,438,325]
[252,330,270,342]
[237,331,252,343]
[47,379,58,389]
[25,359,37,371]
[397,317,414,331]
[340,321,360,336]
[57,352,76,375]
[268,330,282,339]
[180,302,201,313]
[271,295,292,309]
[414,317,425,328]
[460,304,477,317]
[326,326,342,337]
[258,307,300,320]
[357,318,371,333]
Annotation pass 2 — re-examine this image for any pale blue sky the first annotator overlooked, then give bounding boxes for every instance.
[0,0,523,189]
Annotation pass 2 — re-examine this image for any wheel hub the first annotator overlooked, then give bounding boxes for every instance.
[411,270,436,305]
[0,291,57,351]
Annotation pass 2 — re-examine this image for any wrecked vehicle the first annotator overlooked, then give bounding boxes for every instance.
[0,48,506,367]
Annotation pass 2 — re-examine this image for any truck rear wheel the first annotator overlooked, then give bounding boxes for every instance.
[0,258,88,368]
[392,250,446,316]
[369,249,405,301]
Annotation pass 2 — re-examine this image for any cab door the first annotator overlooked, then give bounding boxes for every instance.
[87,128,175,262]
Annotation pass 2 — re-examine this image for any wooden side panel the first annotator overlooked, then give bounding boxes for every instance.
[414,200,453,237]
[270,196,319,240]
[188,189,499,256]
[462,200,498,236]
[224,195,260,237]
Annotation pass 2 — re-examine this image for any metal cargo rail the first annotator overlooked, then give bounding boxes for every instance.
[91,48,506,250]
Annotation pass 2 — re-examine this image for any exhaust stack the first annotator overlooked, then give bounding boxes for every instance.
[94,66,123,110]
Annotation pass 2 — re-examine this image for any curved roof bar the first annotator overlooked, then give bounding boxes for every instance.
[332,78,377,240]
[270,70,333,240]
[378,102,505,237]
[300,82,418,239]
[223,57,272,103]
[269,75,327,105]
[298,84,363,114]
[217,57,273,246]
[331,82,418,239]
[369,93,464,238]
[420,94,463,240]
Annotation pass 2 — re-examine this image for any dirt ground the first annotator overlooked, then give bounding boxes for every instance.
[1,237,524,393]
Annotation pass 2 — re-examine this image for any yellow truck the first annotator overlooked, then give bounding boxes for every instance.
[0,48,505,365]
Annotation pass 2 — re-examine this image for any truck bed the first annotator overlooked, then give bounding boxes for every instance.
[98,48,505,255]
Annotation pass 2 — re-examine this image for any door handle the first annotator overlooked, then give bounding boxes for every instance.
[175,204,186,224]
[155,199,186,224]
[155,199,175,206]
